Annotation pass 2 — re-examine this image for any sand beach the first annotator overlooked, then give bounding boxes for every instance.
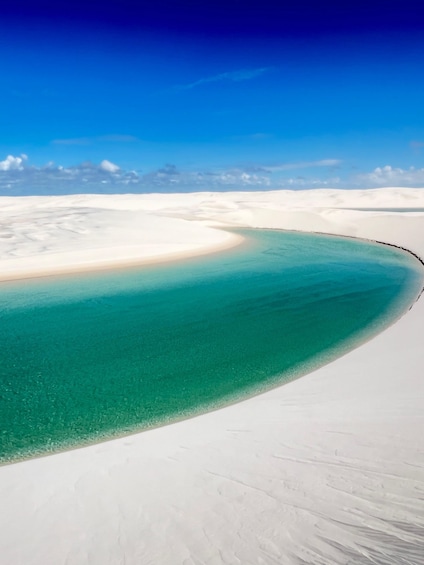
[1,187,424,564]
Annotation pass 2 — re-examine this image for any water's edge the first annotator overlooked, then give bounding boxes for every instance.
[1,228,423,466]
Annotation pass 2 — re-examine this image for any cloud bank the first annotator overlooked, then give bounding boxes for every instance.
[358,165,424,186]
[0,156,292,195]
[0,155,423,195]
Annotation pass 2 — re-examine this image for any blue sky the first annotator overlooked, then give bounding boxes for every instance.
[1,0,424,194]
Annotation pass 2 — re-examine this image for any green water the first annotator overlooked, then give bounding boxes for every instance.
[0,229,422,464]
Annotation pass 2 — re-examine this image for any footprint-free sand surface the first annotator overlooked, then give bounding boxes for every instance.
[1,188,424,564]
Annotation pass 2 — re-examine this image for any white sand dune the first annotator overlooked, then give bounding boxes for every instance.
[1,188,424,564]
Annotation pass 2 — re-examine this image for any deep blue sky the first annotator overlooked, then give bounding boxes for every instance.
[1,0,424,193]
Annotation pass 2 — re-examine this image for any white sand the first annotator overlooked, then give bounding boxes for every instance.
[0,195,241,281]
[1,188,424,564]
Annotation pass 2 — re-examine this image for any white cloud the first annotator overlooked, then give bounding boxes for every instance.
[0,153,343,195]
[314,159,341,167]
[52,135,139,145]
[358,165,424,186]
[52,137,91,146]
[98,135,139,143]
[177,67,271,90]
[0,154,27,171]
[99,160,120,173]
[281,176,341,188]
[258,159,341,172]
[213,170,271,186]
[140,165,272,189]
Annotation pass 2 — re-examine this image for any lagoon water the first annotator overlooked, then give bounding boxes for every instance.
[1,229,422,464]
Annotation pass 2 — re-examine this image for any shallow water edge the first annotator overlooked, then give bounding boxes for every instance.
[1,228,423,465]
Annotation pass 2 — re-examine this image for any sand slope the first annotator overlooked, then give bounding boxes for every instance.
[1,188,424,564]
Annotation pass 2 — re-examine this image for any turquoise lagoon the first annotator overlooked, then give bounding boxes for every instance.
[0,229,423,463]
